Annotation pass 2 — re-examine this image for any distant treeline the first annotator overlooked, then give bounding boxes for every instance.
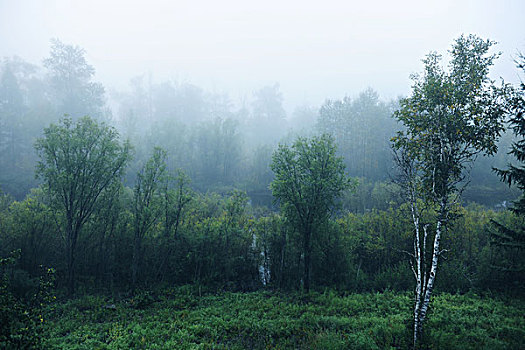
[0,40,518,206]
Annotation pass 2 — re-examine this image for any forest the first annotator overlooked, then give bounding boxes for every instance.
[1,33,524,349]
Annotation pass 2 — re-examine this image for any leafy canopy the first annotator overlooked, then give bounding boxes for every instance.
[392,34,507,201]
[270,134,352,228]
[35,116,132,228]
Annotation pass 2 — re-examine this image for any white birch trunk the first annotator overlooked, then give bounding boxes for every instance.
[412,195,446,348]
[411,200,422,348]
[419,199,445,326]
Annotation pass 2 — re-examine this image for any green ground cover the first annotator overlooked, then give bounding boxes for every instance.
[42,289,525,349]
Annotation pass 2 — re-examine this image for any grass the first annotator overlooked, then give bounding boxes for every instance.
[41,288,525,349]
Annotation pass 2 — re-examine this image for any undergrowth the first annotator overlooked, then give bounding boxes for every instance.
[41,289,525,349]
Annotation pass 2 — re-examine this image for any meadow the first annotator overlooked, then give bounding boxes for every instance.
[42,289,525,349]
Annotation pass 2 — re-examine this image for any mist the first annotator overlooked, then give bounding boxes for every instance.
[1,0,523,112]
[1,0,524,203]
[2,2,525,347]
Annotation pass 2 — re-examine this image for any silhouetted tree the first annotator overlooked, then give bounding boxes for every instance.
[491,53,525,283]
[43,39,106,120]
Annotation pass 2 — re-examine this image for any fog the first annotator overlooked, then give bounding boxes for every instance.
[1,0,523,112]
[2,2,525,328]
[0,0,523,204]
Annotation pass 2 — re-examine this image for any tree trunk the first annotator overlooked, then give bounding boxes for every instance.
[67,247,75,296]
[414,199,446,348]
[410,200,422,348]
[356,258,362,283]
[419,217,442,324]
[131,230,141,294]
[277,228,286,289]
[303,228,311,293]
[66,223,76,296]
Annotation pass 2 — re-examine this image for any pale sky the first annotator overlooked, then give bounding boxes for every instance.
[1,0,524,111]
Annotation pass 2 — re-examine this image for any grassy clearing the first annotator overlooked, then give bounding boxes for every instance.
[42,289,525,349]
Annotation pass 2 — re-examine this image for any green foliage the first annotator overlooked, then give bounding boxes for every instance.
[7,188,58,276]
[35,116,132,294]
[1,181,514,296]
[336,207,414,292]
[490,54,525,285]
[494,54,525,200]
[40,289,525,349]
[341,178,403,213]
[489,212,525,290]
[317,88,398,181]
[393,35,509,346]
[271,134,352,224]
[271,134,353,291]
[393,34,507,202]
[135,116,244,192]
[182,191,259,291]
[35,116,132,210]
[424,293,525,349]
[132,146,167,289]
[1,250,56,349]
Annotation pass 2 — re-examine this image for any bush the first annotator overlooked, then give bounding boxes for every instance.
[0,251,55,349]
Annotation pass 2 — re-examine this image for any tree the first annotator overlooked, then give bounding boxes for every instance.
[35,116,131,295]
[0,63,24,161]
[250,84,287,146]
[43,39,106,120]
[131,147,167,291]
[270,134,352,292]
[8,188,57,276]
[190,118,242,187]
[0,57,53,200]
[0,61,32,198]
[156,169,192,282]
[392,34,508,348]
[491,53,525,282]
[317,88,397,181]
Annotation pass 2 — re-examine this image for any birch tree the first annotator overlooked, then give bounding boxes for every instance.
[392,34,508,348]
